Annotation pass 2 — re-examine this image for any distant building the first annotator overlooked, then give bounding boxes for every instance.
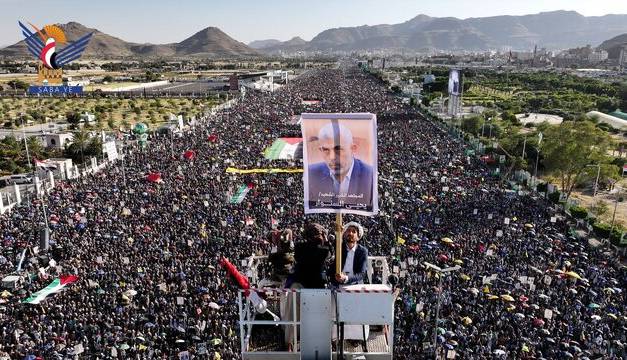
[588,50,608,63]
[512,51,534,61]
[64,76,90,87]
[80,112,96,123]
[554,55,581,68]
[229,73,239,91]
[620,46,627,69]
[44,133,73,148]
[19,65,36,73]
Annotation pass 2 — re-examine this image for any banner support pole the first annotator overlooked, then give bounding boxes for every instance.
[335,212,343,275]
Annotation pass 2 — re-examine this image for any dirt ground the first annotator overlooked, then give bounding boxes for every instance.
[570,178,627,227]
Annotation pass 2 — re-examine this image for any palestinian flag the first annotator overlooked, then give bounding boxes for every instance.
[264,138,303,160]
[230,184,252,204]
[23,275,79,304]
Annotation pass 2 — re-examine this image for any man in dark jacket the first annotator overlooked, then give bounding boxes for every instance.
[292,223,333,288]
[335,222,369,285]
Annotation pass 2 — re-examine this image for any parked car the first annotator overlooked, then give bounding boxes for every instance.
[7,174,33,185]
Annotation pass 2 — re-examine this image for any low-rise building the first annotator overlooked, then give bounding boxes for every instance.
[620,46,627,69]
[588,50,608,63]
[44,133,73,148]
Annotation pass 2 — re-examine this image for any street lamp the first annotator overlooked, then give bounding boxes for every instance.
[424,262,461,358]
[609,185,624,238]
[20,113,32,170]
[585,164,601,197]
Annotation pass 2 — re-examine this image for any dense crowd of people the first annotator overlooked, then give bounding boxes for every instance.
[0,65,624,359]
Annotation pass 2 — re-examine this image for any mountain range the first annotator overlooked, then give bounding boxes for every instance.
[0,22,258,59]
[2,11,627,59]
[257,11,627,52]
[249,37,307,52]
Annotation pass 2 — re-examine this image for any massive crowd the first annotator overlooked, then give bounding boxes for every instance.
[0,65,624,359]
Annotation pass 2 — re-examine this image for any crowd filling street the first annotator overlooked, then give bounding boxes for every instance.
[0,66,625,359]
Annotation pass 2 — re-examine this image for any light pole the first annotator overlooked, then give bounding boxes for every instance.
[424,262,461,358]
[533,133,543,187]
[586,164,601,197]
[21,114,32,170]
[609,185,623,238]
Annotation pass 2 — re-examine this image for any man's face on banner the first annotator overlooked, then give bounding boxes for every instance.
[318,131,356,179]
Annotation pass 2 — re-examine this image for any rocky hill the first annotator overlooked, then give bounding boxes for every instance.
[0,22,258,59]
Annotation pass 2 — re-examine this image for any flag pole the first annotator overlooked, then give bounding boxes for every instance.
[335,212,343,275]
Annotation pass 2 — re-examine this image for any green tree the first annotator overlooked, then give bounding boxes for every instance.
[0,136,25,170]
[501,111,518,124]
[65,130,90,164]
[619,83,627,112]
[66,111,82,129]
[6,80,29,91]
[461,116,484,136]
[542,121,613,200]
[26,136,45,162]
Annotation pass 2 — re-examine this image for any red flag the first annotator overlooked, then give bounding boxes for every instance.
[146,172,162,183]
[208,134,218,142]
[183,150,195,160]
[220,257,250,295]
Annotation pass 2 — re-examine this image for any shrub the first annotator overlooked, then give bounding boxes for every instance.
[592,222,611,238]
[536,183,548,193]
[569,206,588,219]
[593,222,625,244]
[548,190,561,204]
[609,227,625,246]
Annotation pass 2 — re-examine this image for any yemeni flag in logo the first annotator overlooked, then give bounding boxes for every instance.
[23,275,79,304]
[230,184,252,204]
[264,138,303,160]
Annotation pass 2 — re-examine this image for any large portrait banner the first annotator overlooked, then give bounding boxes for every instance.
[301,113,378,216]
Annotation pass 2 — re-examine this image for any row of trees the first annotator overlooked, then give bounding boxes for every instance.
[461,114,623,201]
[0,135,59,174]
[0,131,102,175]
[395,65,625,117]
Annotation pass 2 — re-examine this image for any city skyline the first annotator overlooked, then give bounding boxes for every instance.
[0,0,626,47]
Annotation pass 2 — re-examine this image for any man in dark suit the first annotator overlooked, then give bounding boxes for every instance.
[334,222,368,285]
[307,122,373,210]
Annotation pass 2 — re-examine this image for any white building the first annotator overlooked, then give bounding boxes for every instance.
[80,112,96,123]
[512,51,534,61]
[620,46,627,69]
[64,76,91,87]
[44,133,73,148]
[588,50,608,63]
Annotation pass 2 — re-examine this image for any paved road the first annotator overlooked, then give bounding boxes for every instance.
[125,81,227,95]
[0,122,69,140]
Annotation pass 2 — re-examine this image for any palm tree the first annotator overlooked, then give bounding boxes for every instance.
[0,135,26,173]
[66,130,90,164]
[26,136,45,161]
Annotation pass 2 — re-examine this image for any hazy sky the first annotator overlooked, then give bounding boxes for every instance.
[0,0,626,46]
